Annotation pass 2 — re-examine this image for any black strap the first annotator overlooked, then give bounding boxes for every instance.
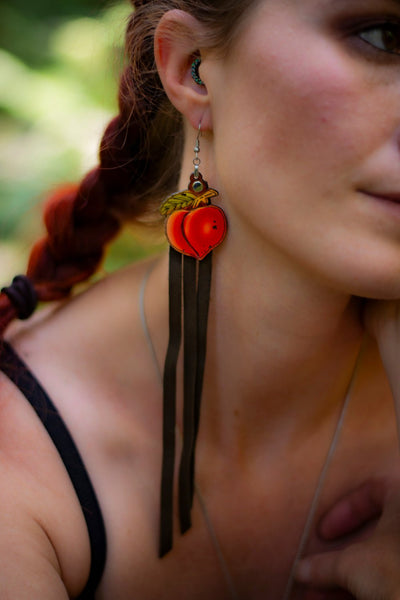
[0,341,107,599]
[159,247,182,557]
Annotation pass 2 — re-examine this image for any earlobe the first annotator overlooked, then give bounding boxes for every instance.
[154,10,212,130]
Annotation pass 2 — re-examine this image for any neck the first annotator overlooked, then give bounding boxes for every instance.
[200,239,364,451]
[142,242,364,455]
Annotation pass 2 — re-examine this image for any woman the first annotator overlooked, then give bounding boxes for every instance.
[1,0,400,597]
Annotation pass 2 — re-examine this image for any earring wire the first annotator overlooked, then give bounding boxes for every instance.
[193,123,202,180]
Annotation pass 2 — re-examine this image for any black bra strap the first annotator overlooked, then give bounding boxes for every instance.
[0,341,107,599]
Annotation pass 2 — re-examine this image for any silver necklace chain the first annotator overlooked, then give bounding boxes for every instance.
[139,260,365,600]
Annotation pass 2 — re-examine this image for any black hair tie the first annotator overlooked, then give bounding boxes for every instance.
[1,275,38,320]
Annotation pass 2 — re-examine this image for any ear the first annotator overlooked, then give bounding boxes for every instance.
[154,10,212,131]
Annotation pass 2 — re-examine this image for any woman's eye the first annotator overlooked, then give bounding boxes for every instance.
[358,24,400,55]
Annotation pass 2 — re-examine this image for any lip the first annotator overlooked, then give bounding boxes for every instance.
[360,190,400,203]
[358,189,400,225]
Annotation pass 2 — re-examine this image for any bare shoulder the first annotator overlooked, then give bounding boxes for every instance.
[5,255,168,444]
[0,369,92,597]
[0,256,170,594]
[8,255,167,371]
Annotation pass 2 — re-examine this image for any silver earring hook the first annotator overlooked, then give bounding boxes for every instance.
[193,122,202,179]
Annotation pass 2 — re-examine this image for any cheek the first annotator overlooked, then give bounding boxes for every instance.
[253,58,366,169]
[213,58,363,211]
[219,24,389,179]
[211,11,398,227]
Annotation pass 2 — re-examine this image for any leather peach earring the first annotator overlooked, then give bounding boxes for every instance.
[159,124,227,556]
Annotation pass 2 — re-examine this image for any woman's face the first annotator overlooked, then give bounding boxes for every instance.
[206,0,400,298]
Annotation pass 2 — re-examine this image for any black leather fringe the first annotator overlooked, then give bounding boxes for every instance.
[159,249,212,556]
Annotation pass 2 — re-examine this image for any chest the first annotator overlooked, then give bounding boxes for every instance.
[95,408,399,600]
[48,337,398,600]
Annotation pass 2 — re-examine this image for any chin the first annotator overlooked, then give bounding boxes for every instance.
[323,246,400,301]
[345,271,400,301]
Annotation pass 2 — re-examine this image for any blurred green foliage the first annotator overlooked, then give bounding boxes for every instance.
[0,0,165,280]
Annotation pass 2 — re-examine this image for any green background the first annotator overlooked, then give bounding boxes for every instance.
[0,0,165,284]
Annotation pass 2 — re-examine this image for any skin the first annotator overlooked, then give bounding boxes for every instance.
[3,0,400,597]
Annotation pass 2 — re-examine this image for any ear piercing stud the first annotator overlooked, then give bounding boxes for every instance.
[191,58,205,86]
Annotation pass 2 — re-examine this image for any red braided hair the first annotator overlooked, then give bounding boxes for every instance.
[0,171,120,332]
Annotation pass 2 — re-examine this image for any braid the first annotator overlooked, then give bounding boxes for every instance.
[27,172,121,300]
[0,170,121,334]
[0,184,118,335]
